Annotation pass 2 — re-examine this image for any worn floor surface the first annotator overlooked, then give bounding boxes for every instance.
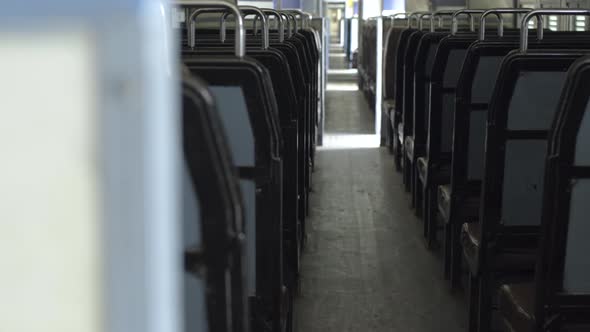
[294,81,467,332]
[329,54,353,70]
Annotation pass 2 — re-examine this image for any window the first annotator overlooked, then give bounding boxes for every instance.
[575,16,587,32]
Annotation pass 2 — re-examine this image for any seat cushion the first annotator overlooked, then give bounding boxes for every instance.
[417,157,428,182]
[437,184,451,222]
[405,136,414,160]
[461,222,481,274]
[498,283,535,332]
[398,123,404,145]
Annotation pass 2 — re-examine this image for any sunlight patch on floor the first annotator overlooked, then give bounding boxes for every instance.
[326,83,359,91]
[318,134,380,150]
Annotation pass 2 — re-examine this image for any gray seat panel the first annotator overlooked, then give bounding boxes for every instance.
[501,140,547,226]
[507,71,567,130]
[467,111,487,181]
[471,56,505,104]
[441,93,455,153]
[210,86,257,296]
[182,161,207,332]
[443,49,468,88]
[564,179,590,293]
[575,101,590,166]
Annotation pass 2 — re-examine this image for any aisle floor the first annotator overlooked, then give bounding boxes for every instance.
[294,79,467,332]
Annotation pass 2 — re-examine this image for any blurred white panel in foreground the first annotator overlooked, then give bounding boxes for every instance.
[0,28,101,332]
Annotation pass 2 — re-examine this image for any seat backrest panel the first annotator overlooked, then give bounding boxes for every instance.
[563,177,590,293]
[482,51,590,231]
[182,75,247,331]
[533,59,590,302]
[424,43,438,74]
[501,68,571,226]
[500,70,567,225]
[209,86,257,295]
[428,37,473,160]
[466,55,506,181]
[184,59,283,309]
[420,41,441,133]
[402,31,424,132]
[455,41,590,191]
[501,139,548,226]
[394,29,418,111]
[441,93,455,153]
[507,71,568,130]
[443,49,468,88]
[471,56,505,103]
[563,97,590,293]
[209,86,255,167]
[182,161,208,332]
[575,101,590,165]
[440,48,469,153]
[384,27,405,99]
[467,111,487,180]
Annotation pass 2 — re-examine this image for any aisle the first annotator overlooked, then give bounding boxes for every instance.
[294,80,467,331]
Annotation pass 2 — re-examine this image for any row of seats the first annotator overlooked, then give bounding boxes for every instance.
[377,8,590,332]
[176,3,321,332]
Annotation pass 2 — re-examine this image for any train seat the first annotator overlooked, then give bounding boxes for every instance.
[447,39,520,289]
[498,283,535,332]
[498,53,590,332]
[182,70,249,332]
[401,30,425,195]
[183,12,298,329]
[393,28,419,171]
[383,25,406,154]
[411,31,447,220]
[423,34,474,250]
[464,43,590,332]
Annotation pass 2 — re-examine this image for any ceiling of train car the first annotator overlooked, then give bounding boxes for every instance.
[405,0,431,12]
[467,0,590,8]
[467,0,514,8]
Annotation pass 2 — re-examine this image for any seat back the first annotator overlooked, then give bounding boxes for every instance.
[185,46,304,290]
[453,41,514,191]
[360,21,377,104]
[413,32,447,145]
[184,56,285,331]
[241,21,315,219]
[482,51,587,230]
[213,23,315,231]
[383,26,406,100]
[452,35,590,192]
[401,30,425,136]
[393,28,418,118]
[182,73,248,332]
[534,56,590,326]
[427,34,476,163]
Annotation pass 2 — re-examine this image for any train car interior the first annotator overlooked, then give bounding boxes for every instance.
[3,0,590,331]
